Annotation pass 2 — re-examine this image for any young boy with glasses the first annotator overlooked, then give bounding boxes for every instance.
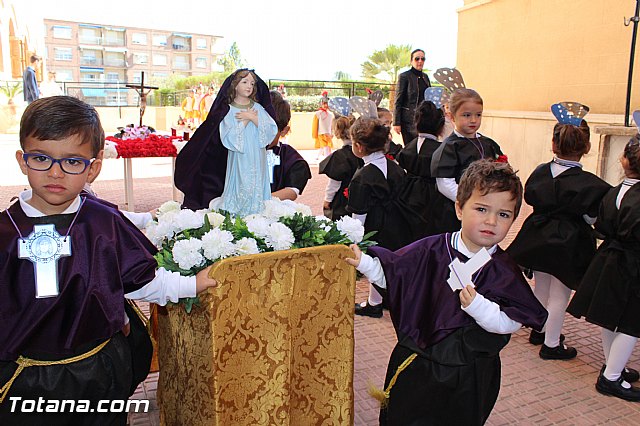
[0,96,217,424]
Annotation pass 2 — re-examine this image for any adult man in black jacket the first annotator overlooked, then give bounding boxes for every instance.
[393,49,431,145]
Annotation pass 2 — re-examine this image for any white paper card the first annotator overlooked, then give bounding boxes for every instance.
[447,248,492,292]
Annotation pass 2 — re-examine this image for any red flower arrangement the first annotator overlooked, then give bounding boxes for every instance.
[495,154,509,163]
[105,134,180,158]
[343,187,349,199]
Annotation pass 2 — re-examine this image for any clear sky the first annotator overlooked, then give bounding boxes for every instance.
[23,0,463,81]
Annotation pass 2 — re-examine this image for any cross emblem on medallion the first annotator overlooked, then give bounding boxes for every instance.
[18,224,72,298]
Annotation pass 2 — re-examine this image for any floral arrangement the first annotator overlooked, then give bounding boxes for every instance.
[105,134,180,158]
[146,198,376,312]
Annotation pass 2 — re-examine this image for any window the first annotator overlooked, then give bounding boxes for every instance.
[196,38,207,49]
[52,26,72,39]
[195,57,207,69]
[81,72,102,82]
[105,72,122,82]
[152,54,167,66]
[54,47,73,61]
[133,53,148,64]
[173,55,189,70]
[152,72,168,79]
[56,69,73,81]
[132,72,142,84]
[152,35,167,46]
[132,33,147,45]
[79,28,100,45]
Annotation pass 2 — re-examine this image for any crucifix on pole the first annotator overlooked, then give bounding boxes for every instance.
[126,71,158,127]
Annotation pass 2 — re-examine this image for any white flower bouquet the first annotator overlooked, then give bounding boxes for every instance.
[146,199,376,311]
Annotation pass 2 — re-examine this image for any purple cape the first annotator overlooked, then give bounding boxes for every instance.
[0,197,158,360]
[368,234,547,350]
[174,69,277,210]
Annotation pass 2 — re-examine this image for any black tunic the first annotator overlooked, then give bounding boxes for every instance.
[319,145,363,220]
[269,143,312,195]
[568,182,640,336]
[397,135,448,237]
[430,133,503,234]
[346,159,427,250]
[507,163,611,289]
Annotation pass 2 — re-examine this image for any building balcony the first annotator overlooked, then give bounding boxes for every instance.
[103,38,125,47]
[172,44,190,51]
[172,62,190,70]
[79,36,102,45]
[103,58,126,67]
[80,57,103,66]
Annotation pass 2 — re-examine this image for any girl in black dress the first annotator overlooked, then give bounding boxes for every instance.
[508,115,610,360]
[319,115,362,220]
[430,88,504,234]
[397,100,447,237]
[347,117,426,318]
[568,134,640,401]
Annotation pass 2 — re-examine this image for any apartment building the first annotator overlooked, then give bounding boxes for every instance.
[43,18,223,105]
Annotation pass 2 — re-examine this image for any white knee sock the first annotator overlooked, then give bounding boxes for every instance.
[604,332,638,387]
[543,275,572,347]
[367,284,383,306]
[533,271,551,330]
[601,328,616,364]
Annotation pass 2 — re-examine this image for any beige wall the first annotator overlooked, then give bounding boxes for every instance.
[458,0,639,115]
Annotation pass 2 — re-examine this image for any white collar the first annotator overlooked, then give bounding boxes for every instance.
[418,133,439,141]
[18,190,82,217]
[451,231,497,258]
[552,156,583,169]
[362,151,385,165]
[623,178,640,186]
[453,129,481,139]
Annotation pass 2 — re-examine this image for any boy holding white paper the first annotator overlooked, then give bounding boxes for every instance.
[346,159,547,425]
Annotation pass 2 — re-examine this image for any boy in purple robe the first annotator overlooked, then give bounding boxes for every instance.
[0,96,217,424]
[346,159,547,425]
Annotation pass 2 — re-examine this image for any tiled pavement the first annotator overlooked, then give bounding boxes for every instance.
[2,147,640,425]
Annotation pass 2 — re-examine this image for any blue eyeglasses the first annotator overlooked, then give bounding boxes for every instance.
[22,153,93,175]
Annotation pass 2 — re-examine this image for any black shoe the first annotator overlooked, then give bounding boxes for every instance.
[600,365,640,383]
[539,343,577,360]
[596,374,640,402]
[354,301,383,318]
[528,330,565,346]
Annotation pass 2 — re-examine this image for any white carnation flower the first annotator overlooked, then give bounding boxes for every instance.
[265,222,295,251]
[154,211,180,240]
[291,201,313,216]
[206,211,226,228]
[234,237,260,256]
[246,215,273,238]
[172,238,204,270]
[263,199,296,220]
[144,222,164,248]
[201,228,236,261]
[336,216,365,243]
[157,200,181,217]
[174,209,205,232]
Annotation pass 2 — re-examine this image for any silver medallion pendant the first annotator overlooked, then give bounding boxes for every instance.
[18,224,72,298]
[266,150,281,184]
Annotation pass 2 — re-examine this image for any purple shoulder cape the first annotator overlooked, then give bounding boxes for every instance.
[0,197,158,360]
[174,69,277,210]
[368,234,547,350]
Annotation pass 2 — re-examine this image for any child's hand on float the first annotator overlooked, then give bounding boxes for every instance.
[345,244,362,268]
[195,266,218,294]
[323,201,331,211]
[459,284,477,308]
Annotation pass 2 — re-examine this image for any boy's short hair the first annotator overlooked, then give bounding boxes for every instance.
[457,159,523,218]
[269,90,291,132]
[19,96,105,157]
[30,55,41,63]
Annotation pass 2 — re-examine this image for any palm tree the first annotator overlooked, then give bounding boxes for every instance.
[360,44,413,83]
[0,82,23,115]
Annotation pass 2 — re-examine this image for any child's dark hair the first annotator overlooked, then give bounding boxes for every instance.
[269,90,291,132]
[227,69,257,104]
[552,120,591,158]
[333,115,355,140]
[19,96,104,157]
[624,133,640,178]
[350,117,389,155]
[377,107,392,118]
[449,88,483,116]
[457,159,523,219]
[414,101,445,136]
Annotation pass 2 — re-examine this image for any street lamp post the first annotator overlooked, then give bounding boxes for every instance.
[624,0,640,127]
